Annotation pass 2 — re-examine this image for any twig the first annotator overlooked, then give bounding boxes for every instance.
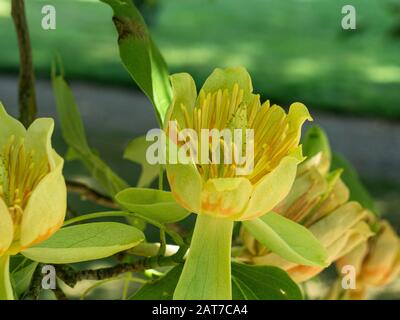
[56,246,188,288]
[11,0,37,127]
[53,285,68,300]
[66,205,78,219]
[66,180,118,209]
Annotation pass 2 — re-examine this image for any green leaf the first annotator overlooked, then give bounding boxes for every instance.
[231,262,302,300]
[51,66,128,197]
[243,212,327,266]
[11,259,38,299]
[116,188,190,223]
[21,222,145,264]
[101,0,172,124]
[302,125,331,160]
[124,136,161,188]
[131,263,302,300]
[331,153,378,215]
[131,264,183,300]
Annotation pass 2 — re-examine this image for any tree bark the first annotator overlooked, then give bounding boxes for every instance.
[11,0,37,127]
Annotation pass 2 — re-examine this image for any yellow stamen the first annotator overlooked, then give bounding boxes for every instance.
[175,83,301,183]
[0,136,49,215]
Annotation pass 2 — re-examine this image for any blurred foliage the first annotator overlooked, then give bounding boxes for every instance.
[0,0,399,118]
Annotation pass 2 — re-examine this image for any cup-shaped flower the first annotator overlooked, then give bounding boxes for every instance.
[240,153,374,283]
[0,103,67,257]
[165,67,312,221]
[165,68,311,300]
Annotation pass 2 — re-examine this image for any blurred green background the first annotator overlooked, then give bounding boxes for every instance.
[0,0,399,117]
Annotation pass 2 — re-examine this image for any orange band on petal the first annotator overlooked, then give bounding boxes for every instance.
[20,218,64,251]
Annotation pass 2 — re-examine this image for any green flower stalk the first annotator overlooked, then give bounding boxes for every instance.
[0,255,12,300]
[164,67,312,299]
[0,103,67,300]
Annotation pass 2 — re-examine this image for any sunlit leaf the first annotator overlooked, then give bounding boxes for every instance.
[52,66,128,197]
[124,136,161,188]
[302,125,331,160]
[243,212,327,266]
[116,188,190,223]
[101,0,172,124]
[22,222,145,264]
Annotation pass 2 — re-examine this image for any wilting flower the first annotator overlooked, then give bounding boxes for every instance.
[240,150,374,283]
[334,220,400,299]
[0,103,66,257]
[165,67,311,221]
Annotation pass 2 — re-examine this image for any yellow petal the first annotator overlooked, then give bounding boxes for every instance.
[286,102,313,146]
[275,166,327,222]
[240,150,302,220]
[309,201,367,248]
[286,265,323,283]
[201,177,252,219]
[166,162,203,214]
[298,152,330,176]
[251,221,373,284]
[19,152,66,249]
[164,73,197,128]
[253,251,323,283]
[0,198,13,256]
[325,221,373,263]
[25,118,56,170]
[306,178,350,226]
[199,67,254,105]
[336,241,369,277]
[362,221,400,286]
[383,250,400,285]
[239,226,268,256]
[286,222,372,284]
[0,102,26,149]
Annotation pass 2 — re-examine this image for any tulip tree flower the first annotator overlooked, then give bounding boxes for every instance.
[240,151,374,283]
[0,103,66,300]
[333,220,400,299]
[164,67,312,299]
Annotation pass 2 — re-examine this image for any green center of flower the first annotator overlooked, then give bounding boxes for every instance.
[0,135,49,226]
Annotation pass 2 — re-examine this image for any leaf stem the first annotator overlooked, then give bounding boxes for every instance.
[157,229,167,256]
